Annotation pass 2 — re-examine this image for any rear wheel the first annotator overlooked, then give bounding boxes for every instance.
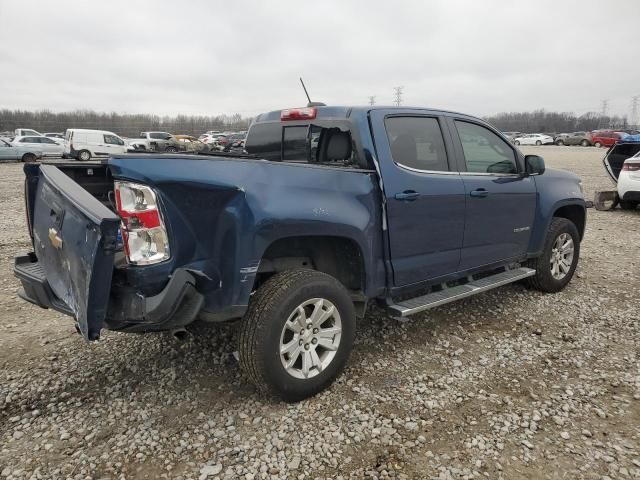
[556,139,564,146]
[524,217,580,293]
[78,150,91,161]
[238,269,356,401]
[581,139,589,147]
[535,140,542,146]
[594,141,602,148]
[620,200,639,210]
[21,153,36,163]
[514,140,520,145]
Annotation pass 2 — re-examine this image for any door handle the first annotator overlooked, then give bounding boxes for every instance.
[469,188,489,198]
[394,191,420,201]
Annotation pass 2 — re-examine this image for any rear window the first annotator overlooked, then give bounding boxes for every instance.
[246,122,360,167]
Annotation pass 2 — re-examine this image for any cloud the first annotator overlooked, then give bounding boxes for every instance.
[0,0,638,117]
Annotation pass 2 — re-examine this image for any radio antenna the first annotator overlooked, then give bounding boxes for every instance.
[300,77,312,105]
[299,77,326,107]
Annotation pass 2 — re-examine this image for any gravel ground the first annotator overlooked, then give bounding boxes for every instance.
[0,147,638,480]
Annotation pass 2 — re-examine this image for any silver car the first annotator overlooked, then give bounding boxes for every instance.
[12,135,64,157]
[0,139,43,162]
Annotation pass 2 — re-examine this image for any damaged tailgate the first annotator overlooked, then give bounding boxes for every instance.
[16,164,120,340]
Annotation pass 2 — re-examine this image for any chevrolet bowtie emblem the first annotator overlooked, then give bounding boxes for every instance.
[48,228,63,249]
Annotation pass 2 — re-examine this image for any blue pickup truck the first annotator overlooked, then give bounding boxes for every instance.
[14,106,587,400]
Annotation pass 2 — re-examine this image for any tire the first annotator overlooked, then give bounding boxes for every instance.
[514,140,520,145]
[556,139,564,146]
[535,140,542,146]
[21,153,36,163]
[581,140,589,147]
[620,200,638,210]
[78,150,91,161]
[238,269,356,402]
[594,141,602,148]
[524,217,580,293]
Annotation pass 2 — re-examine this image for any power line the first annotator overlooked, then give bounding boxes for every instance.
[368,96,376,106]
[393,86,404,107]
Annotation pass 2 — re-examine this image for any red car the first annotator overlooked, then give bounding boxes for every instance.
[591,130,628,148]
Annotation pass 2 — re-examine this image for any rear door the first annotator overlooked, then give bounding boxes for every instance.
[449,118,537,270]
[370,109,466,286]
[30,164,120,339]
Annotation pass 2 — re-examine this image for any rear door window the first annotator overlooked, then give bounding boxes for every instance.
[384,116,449,172]
[454,121,517,174]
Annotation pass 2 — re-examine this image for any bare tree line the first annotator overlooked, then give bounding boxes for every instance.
[484,110,632,134]
[0,109,253,137]
[1,108,635,138]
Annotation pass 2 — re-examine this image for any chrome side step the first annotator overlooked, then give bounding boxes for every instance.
[387,267,536,317]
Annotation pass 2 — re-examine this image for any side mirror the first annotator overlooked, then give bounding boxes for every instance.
[525,154,545,175]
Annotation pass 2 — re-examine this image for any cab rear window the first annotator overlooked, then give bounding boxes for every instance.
[246,122,360,167]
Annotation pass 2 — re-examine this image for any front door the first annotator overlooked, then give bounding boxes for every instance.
[371,110,466,287]
[449,119,537,270]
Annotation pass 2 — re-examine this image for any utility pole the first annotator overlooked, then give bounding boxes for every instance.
[368,96,376,106]
[631,95,639,128]
[393,86,404,107]
[598,99,609,128]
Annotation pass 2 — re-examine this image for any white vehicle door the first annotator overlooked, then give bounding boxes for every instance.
[0,140,14,159]
[38,136,64,156]
[102,133,126,155]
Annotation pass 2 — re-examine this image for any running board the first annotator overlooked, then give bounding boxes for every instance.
[387,267,536,317]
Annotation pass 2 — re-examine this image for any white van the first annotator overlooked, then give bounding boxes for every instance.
[64,129,127,161]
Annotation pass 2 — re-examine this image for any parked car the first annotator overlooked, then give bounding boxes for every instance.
[44,132,65,140]
[0,138,42,162]
[602,135,640,210]
[64,129,127,161]
[174,135,209,152]
[513,133,554,146]
[221,132,247,151]
[14,128,43,137]
[562,132,592,146]
[501,132,521,142]
[12,135,64,157]
[553,133,570,145]
[591,130,628,148]
[14,105,587,401]
[126,132,183,153]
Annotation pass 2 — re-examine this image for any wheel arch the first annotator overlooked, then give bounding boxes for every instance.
[254,235,367,296]
[553,204,586,240]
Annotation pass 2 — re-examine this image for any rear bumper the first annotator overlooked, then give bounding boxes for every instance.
[14,253,204,335]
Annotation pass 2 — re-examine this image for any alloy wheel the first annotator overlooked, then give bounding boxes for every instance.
[279,298,342,379]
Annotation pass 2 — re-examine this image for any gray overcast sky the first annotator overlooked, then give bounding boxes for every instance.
[0,0,638,118]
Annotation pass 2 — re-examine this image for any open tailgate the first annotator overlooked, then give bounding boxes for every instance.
[603,142,640,183]
[17,164,120,340]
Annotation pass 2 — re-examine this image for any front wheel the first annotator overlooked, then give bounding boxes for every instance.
[594,141,602,148]
[78,150,91,161]
[535,140,542,146]
[556,139,564,146]
[514,140,520,145]
[581,140,589,147]
[524,217,580,293]
[238,269,356,401]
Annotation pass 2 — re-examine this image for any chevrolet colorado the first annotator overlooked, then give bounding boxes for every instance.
[14,106,587,400]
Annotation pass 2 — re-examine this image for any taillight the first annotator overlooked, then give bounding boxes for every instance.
[114,181,170,265]
[281,107,317,121]
[622,162,640,171]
